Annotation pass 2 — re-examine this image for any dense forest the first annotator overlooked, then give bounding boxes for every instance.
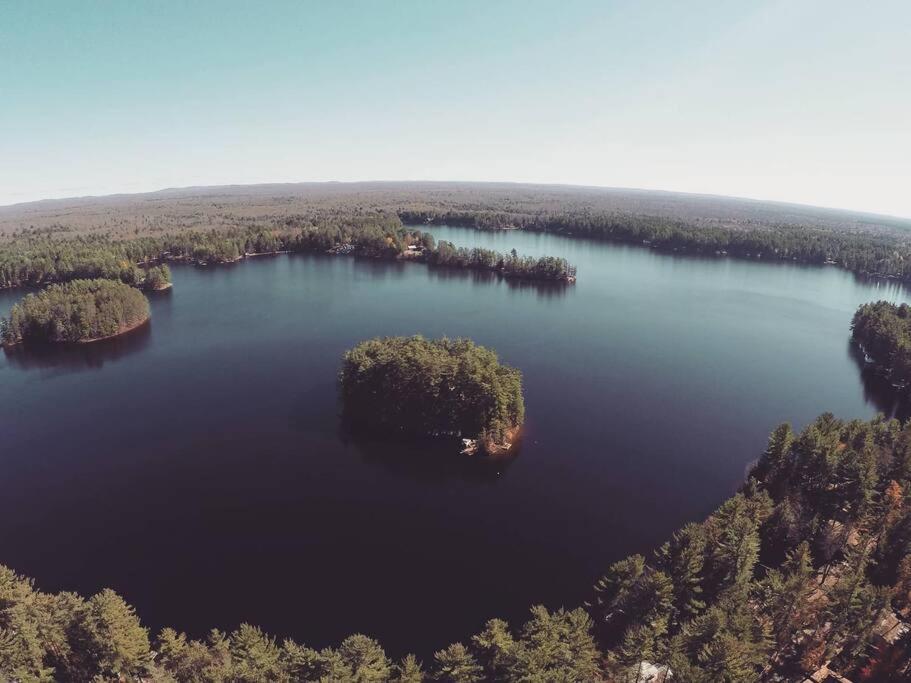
[6,180,911,290]
[852,301,911,390]
[339,336,525,449]
[0,218,575,291]
[1,279,150,345]
[2,413,910,681]
[4,182,911,283]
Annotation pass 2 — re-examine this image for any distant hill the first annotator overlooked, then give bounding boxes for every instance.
[1,181,909,238]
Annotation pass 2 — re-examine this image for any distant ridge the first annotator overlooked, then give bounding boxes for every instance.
[1,181,909,236]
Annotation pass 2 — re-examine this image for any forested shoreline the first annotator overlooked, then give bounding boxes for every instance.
[5,201,911,294]
[0,218,575,292]
[401,209,911,282]
[7,183,911,294]
[852,301,911,391]
[2,413,910,681]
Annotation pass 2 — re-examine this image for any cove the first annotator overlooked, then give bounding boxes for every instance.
[0,226,907,657]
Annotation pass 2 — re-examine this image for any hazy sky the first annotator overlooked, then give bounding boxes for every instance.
[1,1,909,216]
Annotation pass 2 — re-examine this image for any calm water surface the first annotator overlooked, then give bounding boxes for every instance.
[1,226,907,656]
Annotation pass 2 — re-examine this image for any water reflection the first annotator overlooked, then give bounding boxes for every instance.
[342,429,519,483]
[848,342,911,421]
[850,274,911,301]
[425,264,570,299]
[503,277,572,299]
[3,321,152,373]
[425,264,499,286]
[352,257,409,280]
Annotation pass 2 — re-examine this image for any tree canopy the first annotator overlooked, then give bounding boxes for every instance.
[1,278,150,345]
[0,218,575,291]
[852,300,911,389]
[340,336,524,446]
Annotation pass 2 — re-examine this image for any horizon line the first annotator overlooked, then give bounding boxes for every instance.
[2,179,910,223]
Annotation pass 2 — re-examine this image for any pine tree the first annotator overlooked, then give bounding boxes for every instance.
[392,653,425,683]
[590,555,672,646]
[337,634,392,682]
[280,638,323,681]
[229,623,282,681]
[758,541,816,656]
[431,643,482,682]
[509,606,601,681]
[655,523,707,628]
[469,618,515,680]
[70,588,151,681]
[711,514,760,596]
[612,623,657,683]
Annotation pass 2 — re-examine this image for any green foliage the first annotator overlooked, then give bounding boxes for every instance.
[391,654,425,682]
[655,523,707,628]
[228,624,282,682]
[469,618,515,680]
[431,643,482,682]
[0,216,574,292]
[402,205,911,281]
[669,601,770,683]
[852,300,911,388]
[337,634,392,682]
[340,336,524,443]
[1,278,150,344]
[69,588,151,681]
[508,606,601,682]
[430,241,576,281]
[589,554,673,646]
[144,264,172,290]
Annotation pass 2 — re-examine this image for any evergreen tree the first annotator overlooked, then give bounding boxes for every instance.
[280,639,323,681]
[509,606,601,681]
[337,634,392,682]
[758,541,816,658]
[469,618,515,680]
[391,653,425,683]
[589,555,672,646]
[655,523,707,628]
[70,588,151,681]
[228,623,282,682]
[431,643,482,683]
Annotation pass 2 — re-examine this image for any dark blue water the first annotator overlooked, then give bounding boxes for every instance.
[0,226,906,656]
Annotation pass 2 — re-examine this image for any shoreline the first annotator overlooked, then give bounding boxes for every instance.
[1,314,150,348]
[77,315,151,344]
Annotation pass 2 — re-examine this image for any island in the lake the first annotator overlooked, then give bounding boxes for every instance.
[0,278,151,345]
[339,335,525,454]
[851,300,911,390]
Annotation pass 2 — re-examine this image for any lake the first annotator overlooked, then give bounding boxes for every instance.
[0,226,907,657]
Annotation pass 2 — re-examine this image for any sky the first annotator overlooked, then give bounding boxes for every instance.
[1,0,909,217]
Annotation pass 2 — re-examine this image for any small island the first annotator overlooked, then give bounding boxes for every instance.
[1,278,151,345]
[427,241,576,282]
[339,335,525,454]
[851,300,911,389]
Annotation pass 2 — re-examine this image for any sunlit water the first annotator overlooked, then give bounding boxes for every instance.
[0,226,907,656]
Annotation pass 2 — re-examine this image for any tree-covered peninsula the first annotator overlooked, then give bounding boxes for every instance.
[1,279,150,345]
[852,301,911,390]
[0,220,575,291]
[340,336,524,453]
